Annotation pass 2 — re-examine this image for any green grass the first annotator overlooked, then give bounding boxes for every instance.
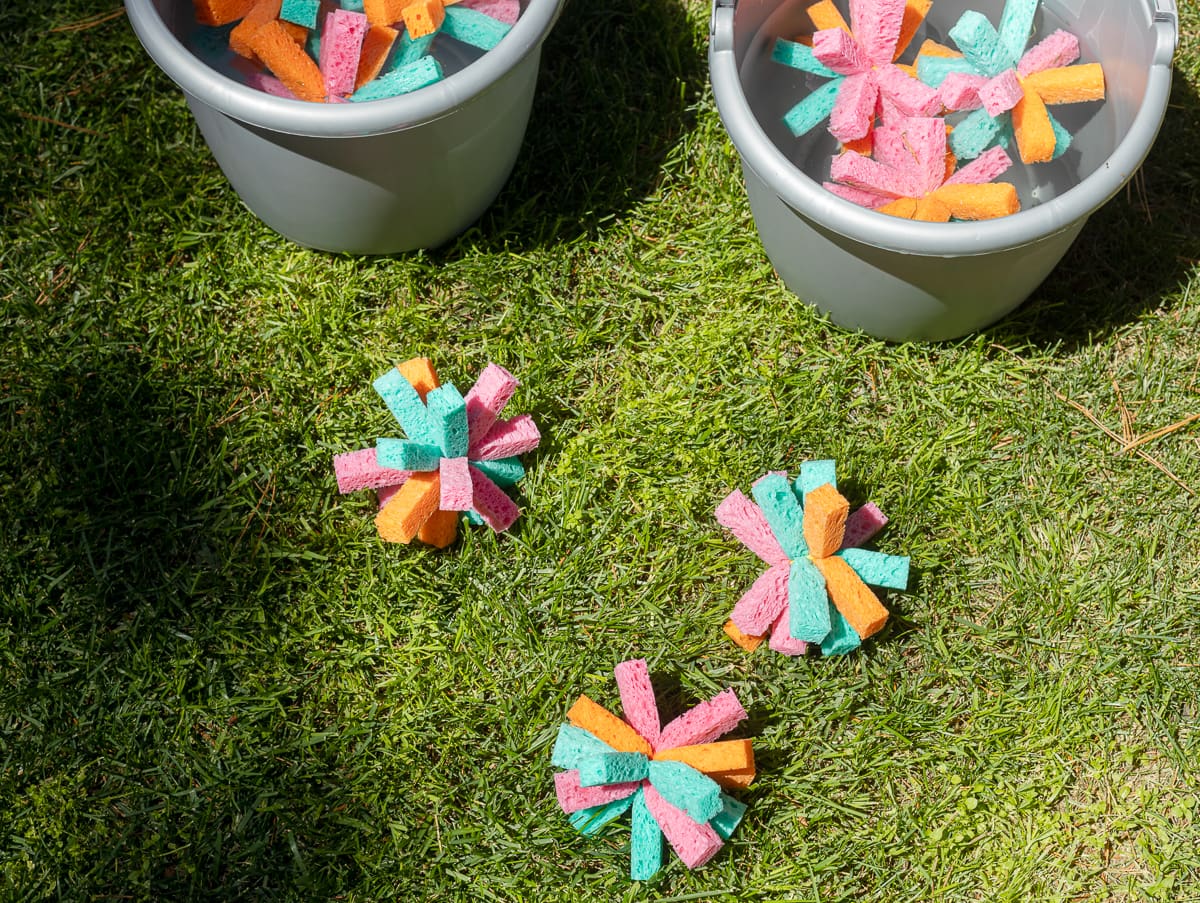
[3,0,1200,899]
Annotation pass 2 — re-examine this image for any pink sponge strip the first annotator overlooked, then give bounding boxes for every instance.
[730,564,790,636]
[813,27,868,74]
[469,414,541,461]
[658,689,747,751]
[830,151,907,199]
[468,465,520,532]
[641,784,724,869]
[1017,29,1080,78]
[873,64,941,117]
[715,489,788,568]
[461,0,518,25]
[841,502,888,549]
[850,0,906,67]
[768,609,808,656]
[319,8,368,98]
[554,770,640,813]
[947,145,1013,185]
[830,71,878,142]
[978,68,1023,116]
[334,447,411,493]
[824,181,890,209]
[377,483,401,508]
[244,71,299,99]
[439,456,473,511]
[938,72,986,110]
[465,363,518,447]
[614,659,661,748]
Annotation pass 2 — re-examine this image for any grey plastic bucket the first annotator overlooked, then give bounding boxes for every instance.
[710,0,1179,341]
[126,0,564,253]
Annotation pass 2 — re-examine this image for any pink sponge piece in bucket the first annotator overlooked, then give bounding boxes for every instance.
[319,7,369,98]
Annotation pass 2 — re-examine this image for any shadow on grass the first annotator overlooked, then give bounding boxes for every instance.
[0,344,365,898]
[443,0,707,253]
[986,67,1200,349]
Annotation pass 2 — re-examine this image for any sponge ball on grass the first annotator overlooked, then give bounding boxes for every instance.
[332,357,540,548]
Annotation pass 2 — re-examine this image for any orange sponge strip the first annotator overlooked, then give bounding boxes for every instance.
[356,24,400,90]
[248,20,326,102]
[396,357,440,401]
[229,0,282,58]
[375,471,441,542]
[416,507,458,548]
[917,38,961,59]
[842,135,874,156]
[802,483,849,559]
[1024,64,1105,105]
[934,183,1020,220]
[878,197,921,220]
[723,619,764,653]
[653,739,754,782]
[709,766,757,790]
[280,19,308,44]
[1011,86,1056,164]
[895,0,932,60]
[402,0,445,38]
[912,196,953,222]
[363,0,407,26]
[807,0,848,33]
[193,0,257,26]
[567,696,653,756]
[812,555,889,639]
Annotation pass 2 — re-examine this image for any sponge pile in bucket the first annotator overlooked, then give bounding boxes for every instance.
[771,0,1106,221]
[191,0,520,102]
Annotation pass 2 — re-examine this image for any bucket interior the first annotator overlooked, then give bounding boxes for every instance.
[733,0,1158,211]
[160,0,532,89]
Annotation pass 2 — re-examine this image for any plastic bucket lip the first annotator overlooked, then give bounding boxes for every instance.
[125,0,564,138]
[709,0,1179,258]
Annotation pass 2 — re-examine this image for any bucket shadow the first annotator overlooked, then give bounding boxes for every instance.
[985,66,1200,350]
[440,0,707,253]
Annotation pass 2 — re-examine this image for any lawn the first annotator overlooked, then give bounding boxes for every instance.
[2,0,1199,899]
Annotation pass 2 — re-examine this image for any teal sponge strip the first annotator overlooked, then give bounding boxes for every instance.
[948,106,1004,160]
[352,56,443,101]
[425,383,469,458]
[375,437,441,472]
[393,31,435,69]
[630,789,663,880]
[949,10,1015,77]
[570,795,634,836]
[838,548,910,590]
[551,723,613,770]
[470,456,524,488]
[751,473,807,558]
[783,80,841,138]
[772,38,837,77]
[710,794,747,841]
[280,0,319,28]
[442,5,512,51]
[788,556,832,643]
[1048,111,1072,159]
[578,752,649,788]
[797,459,837,497]
[997,0,1039,66]
[819,603,862,656]
[646,760,721,824]
[917,54,977,88]
[373,368,438,443]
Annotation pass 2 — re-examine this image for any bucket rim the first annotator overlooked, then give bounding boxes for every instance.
[708,0,1178,257]
[125,0,565,138]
